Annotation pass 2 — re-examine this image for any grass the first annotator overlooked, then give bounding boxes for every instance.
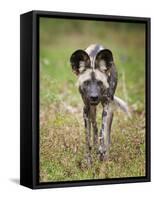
[39,18,146,182]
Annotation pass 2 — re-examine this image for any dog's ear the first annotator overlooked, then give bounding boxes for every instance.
[95,49,118,99]
[95,49,114,72]
[70,50,90,75]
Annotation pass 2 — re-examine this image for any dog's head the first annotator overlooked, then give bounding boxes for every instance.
[70,48,117,106]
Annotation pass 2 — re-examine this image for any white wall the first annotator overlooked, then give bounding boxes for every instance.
[0,0,153,199]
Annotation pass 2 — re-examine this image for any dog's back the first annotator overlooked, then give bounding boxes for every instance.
[85,44,104,66]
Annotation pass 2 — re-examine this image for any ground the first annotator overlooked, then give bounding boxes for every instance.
[39,18,146,182]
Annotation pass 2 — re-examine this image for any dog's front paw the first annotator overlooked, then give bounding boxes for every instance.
[86,154,92,167]
[98,146,108,161]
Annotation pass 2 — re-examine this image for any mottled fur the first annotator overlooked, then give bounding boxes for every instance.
[70,44,128,164]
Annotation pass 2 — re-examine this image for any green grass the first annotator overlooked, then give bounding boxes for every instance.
[39,18,146,182]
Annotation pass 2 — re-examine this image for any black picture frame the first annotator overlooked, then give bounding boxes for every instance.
[20,10,151,189]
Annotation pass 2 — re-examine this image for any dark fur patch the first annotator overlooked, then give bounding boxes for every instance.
[103,111,107,117]
[84,119,87,128]
[101,124,104,130]
[91,71,96,81]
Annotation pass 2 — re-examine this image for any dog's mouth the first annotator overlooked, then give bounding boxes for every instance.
[90,100,100,105]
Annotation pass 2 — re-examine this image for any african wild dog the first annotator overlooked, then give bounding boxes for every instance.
[70,44,130,164]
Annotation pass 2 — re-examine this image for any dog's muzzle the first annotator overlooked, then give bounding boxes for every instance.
[89,95,100,105]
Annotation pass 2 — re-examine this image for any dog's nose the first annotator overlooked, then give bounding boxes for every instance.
[90,96,99,102]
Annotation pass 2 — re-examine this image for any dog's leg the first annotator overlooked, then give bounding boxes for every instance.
[90,106,98,148]
[108,110,113,145]
[83,106,92,166]
[99,103,113,161]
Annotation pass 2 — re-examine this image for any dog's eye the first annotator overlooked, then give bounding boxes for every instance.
[84,80,90,85]
[97,80,103,85]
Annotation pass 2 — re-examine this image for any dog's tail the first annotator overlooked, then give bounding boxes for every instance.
[113,96,131,118]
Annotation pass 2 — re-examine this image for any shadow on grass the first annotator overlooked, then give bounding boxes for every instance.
[9,178,20,185]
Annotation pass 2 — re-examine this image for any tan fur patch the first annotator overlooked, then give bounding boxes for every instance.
[85,44,103,56]
[78,61,86,73]
[76,68,109,89]
[76,69,92,87]
[99,60,107,72]
[94,69,109,88]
